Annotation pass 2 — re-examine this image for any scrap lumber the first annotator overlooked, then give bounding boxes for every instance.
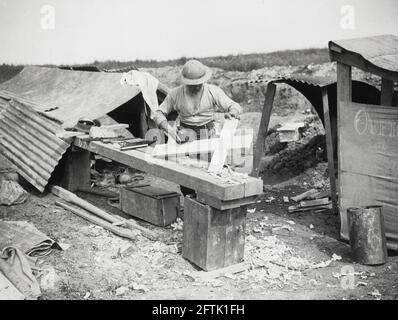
[55,201,138,241]
[300,198,330,208]
[51,185,158,240]
[208,118,239,174]
[313,189,331,200]
[288,203,332,213]
[291,189,318,202]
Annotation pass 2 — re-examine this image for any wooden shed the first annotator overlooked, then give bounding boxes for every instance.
[329,34,398,249]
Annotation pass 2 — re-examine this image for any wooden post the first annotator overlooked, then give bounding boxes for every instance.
[381,78,394,106]
[251,83,276,177]
[336,62,352,215]
[60,147,91,192]
[182,196,246,271]
[321,88,338,215]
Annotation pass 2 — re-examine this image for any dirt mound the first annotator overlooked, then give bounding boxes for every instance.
[260,115,327,185]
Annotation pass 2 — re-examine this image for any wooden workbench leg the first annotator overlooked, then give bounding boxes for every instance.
[322,88,338,215]
[336,62,352,216]
[251,83,276,178]
[182,196,247,271]
[381,78,394,106]
[60,147,91,192]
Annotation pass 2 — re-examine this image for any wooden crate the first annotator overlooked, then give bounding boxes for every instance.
[182,196,246,271]
[120,186,180,226]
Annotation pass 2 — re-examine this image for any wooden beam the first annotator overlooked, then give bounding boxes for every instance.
[208,118,239,174]
[322,88,338,215]
[381,78,394,106]
[336,62,352,215]
[251,83,276,177]
[73,137,262,201]
[196,192,257,210]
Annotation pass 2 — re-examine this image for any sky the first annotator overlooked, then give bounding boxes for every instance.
[0,0,397,65]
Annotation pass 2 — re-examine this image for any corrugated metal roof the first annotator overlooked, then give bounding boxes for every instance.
[0,96,8,114]
[0,99,69,192]
[329,34,398,74]
[247,74,336,87]
[0,66,143,128]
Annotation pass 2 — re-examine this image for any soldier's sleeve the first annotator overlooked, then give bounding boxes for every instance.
[153,93,175,126]
[211,85,242,114]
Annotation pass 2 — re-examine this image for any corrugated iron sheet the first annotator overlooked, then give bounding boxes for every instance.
[329,34,398,73]
[0,99,69,192]
[0,66,143,128]
[247,74,336,87]
[0,96,8,114]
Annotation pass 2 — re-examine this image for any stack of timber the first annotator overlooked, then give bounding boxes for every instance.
[288,189,332,213]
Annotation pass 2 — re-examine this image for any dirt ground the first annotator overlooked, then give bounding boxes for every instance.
[1,61,397,300]
[1,171,397,300]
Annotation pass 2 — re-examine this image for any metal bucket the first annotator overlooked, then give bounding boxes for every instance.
[347,206,388,265]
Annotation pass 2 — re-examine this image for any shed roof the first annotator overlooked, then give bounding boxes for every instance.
[329,34,398,80]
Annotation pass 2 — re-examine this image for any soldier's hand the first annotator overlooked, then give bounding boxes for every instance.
[167,128,182,143]
[225,110,240,120]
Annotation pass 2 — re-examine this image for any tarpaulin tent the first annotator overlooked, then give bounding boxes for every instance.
[0,66,168,191]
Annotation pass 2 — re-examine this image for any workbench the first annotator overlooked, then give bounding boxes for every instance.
[64,136,263,270]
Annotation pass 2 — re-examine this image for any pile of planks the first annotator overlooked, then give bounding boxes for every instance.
[288,189,332,213]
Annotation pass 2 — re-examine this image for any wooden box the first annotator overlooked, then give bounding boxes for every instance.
[120,185,180,226]
[182,196,247,271]
[277,122,304,142]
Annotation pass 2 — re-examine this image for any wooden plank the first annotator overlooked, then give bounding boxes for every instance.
[196,192,257,210]
[337,62,352,215]
[251,83,276,177]
[288,203,332,213]
[300,198,330,208]
[74,137,261,201]
[208,119,239,174]
[0,273,25,300]
[322,88,338,215]
[56,201,138,241]
[381,78,394,106]
[151,134,252,158]
[291,189,318,202]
